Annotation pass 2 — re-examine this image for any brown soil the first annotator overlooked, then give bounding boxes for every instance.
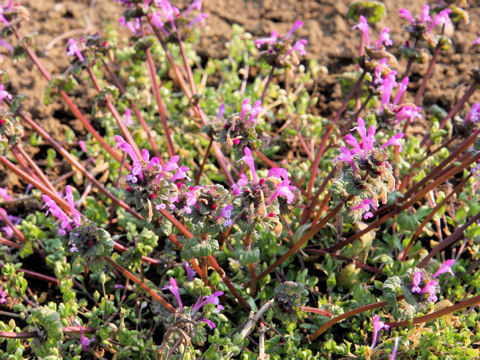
[2,0,480,190]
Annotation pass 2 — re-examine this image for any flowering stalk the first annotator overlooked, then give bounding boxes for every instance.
[401,174,470,261]
[101,60,163,160]
[11,28,123,163]
[86,66,143,160]
[144,48,176,157]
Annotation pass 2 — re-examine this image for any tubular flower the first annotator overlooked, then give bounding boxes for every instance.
[421,280,439,302]
[371,315,390,349]
[239,147,258,184]
[433,259,455,278]
[79,328,95,352]
[0,287,7,304]
[351,198,377,219]
[411,271,422,293]
[42,195,77,236]
[399,5,452,33]
[353,15,393,52]
[66,38,85,62]
[466,103,480,123]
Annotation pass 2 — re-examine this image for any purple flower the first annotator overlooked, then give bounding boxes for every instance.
[352,198,377,219]
[200,318,216,330]
[217,103,225,119]
[395,105,423,124]
[379,71,398,110]
[380,133,404,152]
[268,179,295,205]
[66,38,84,62]
[472,162,480,178]
[65,186,81,227]
[411,271,422,293]
[254,30,279,48]
[184,260,197,281]
[399,6,451,33]
[0,288,7,304]
[393,77,409,106]
[0,186,10,202]
[124,108,133,126]
[188,13,208,28]
[79,328,95,351]
[217,204,234,227]
[42,195,73,235]
[0,84,12,105]
[333,146,356,174]
[466,103,480,123]
[353,15,370,47]
[421,280,438,302]
[390,337,399,360]
[191,290,224,314]
[163,277,184,312]
[371,315,390,348]
[231,174,248,196]
[286,39,308,57]
[286,20,303,39]
[78,140,87,153]
[119,17,141,35]
[427,8,452,32]
[376,28,393,49]
[433,259,455,278]
[239,147,258,184]
[473,31,480,46]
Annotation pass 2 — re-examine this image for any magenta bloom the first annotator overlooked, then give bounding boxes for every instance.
[268,179,295,205]
[433,259,455,278]
[124,109,133,126]
[0,186,10,202]
[421,280,438,302]
[371,315,390,349]
[163,277,184,312]
[184,261,197,281]
[353,15,370,47]
[466,104,480,123]
[239,147,258,184]
[254,20,308,60]
[65,186,81,228]
[66,38,84,62]
[149,0,207,35]
[353,15,392,51]
[79,328,95,351]
[216,204,234,227]
[42,195,74,235]
[390,337,399,360]
[231,174,249,196]
[411,271,422,293]
[352,198,377,219]
[399,5,452,32]
[473,31,480,46]
[0,84,12,105]
[0,287,7,304]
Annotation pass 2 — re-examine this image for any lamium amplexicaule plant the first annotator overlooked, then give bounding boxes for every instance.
[0,0,479,358]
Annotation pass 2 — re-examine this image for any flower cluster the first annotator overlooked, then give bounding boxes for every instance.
[205,99,264,157]
[0,287,7,304]
[254,20,308,68]
[230,147,297,235]
[332,118,402,222]
[148,0,208,42]
[42,185,81,237]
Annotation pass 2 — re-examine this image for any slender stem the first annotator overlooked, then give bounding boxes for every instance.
[12,28,122,163]
[0,326,99,339]
[243,232,257,294]
[145,49,176,157]
[14,146,57,194]
[0,262,59,284]
[300,306,332,318]
[307,299,398,341]
[261,65,275,104]
[401,175,470,261]
[104,256,175,313]
[304,248,382,274]
[195,138,213,185]
[0,237,22,249]
[86,67,143,160]
[420,81,477,148]
[0,208,25,242]
[307,71,366,197]
[102,60,163,162]
[148,18,234,186]
[178,40,197,96]
[251,203,344,285]
[386,295,480,328]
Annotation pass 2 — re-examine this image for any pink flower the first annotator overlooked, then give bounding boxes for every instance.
[376,28,393,49]
[421,280,438,302]
[239,147,258,184]
[231,174,248,196]
[192,290,224,314]
[79,328,95,351]
[42,195,73,235]
[473,31,480,46]
[124,109,133,126]
[353,15,370,47]
[433,259,455,278]
[65,186,81,227]
[254,30,279,48]
[163,277,184,312]
[268,179,295,205]
[0,186,10,202]
[0,288,7,304]
[390,337,399,360]
[380,133,404,152]
[352,198,377,219]
[246,100,264,127]
[78,140,87,153]
[216,204,234,227]
[333,146,357,174]
[286,20,303,39]
[466,103,480,123]
[411,271,422,293]
[379,71,398,110]
[371,315,390,348]
[395,105,423,124]
[427,8,452,32]
[0,84,12,104]
[66,38,84,62]
[184,260,197,281]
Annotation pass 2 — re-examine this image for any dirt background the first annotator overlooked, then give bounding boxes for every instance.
[2,0,480,191]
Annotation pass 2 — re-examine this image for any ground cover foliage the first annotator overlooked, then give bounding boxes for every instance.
[0,0,479,358]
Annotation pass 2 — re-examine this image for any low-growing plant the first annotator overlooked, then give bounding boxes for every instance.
[0,0,479,358]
